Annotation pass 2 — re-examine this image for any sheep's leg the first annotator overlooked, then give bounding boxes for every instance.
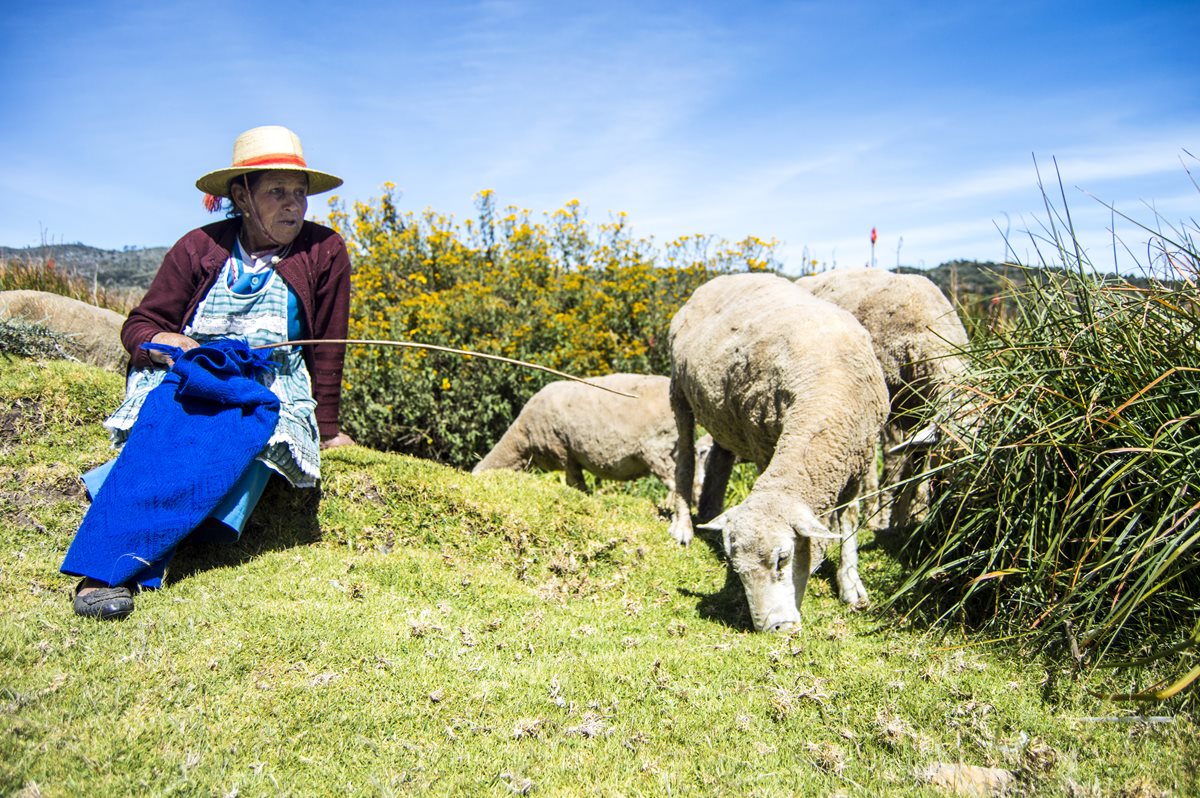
[882,422,926,531]
[833,495,869,608]
[697,443,735,523]
[863,437,886,531]
[888,448,929,529]
[836,529,868,608]
[648,457,677,519]
[878,424,906,529]
[668,384,697,545]
[646,445,677,497]
[564,457,590,493]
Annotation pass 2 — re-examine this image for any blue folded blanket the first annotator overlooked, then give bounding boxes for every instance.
[61,338,281,587]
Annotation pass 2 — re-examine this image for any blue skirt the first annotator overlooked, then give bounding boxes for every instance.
[68,458,272,589]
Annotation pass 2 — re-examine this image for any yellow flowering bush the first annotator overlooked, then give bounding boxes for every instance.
[328,188,779,468]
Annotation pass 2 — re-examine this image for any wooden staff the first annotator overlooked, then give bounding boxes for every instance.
[253,338,639,398]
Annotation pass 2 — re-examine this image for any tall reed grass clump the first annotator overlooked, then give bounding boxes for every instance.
[890,164,1200,702]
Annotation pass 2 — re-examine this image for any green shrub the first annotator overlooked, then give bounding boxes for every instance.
[0,316,76,360]
[328,187,779,469]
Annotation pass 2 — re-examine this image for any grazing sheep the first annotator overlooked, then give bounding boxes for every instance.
[796,269,968,529]
[474,373,693,495]
[669,273,889,632]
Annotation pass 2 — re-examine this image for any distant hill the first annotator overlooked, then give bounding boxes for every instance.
[2,245,1164,315]
[6,244,1011,299]
[0,243,167,291]
[896,259,1165,320]
[896,259,1023,312]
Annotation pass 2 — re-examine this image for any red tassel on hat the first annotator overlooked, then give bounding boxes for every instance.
[203,194,224,213]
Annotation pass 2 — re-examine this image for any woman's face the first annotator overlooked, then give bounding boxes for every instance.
[233,170,309,249]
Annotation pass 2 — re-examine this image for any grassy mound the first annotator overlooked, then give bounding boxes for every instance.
[1,357,1195,796]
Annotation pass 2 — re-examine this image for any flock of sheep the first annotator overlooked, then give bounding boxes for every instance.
[474,268,968,633]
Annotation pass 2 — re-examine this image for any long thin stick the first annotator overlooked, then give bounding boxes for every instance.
[253,338,638,398]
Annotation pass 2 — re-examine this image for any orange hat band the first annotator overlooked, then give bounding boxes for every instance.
[196,126,341,203]
[233,153,308,168]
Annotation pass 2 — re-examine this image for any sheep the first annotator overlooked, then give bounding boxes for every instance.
[473,373,699,496]
[668,273,889,632]
[796,269,968,529]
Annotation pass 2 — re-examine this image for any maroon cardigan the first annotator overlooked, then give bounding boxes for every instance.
[121,218,352,440]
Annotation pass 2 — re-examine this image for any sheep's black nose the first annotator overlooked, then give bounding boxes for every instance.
[766,619,800,634]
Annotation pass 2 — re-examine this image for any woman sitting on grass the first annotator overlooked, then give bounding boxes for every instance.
[61,125,355,620]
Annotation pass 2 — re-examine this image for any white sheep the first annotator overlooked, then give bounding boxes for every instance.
[473,373,695,495]
[796,268,968,529]
[668,273,889,632]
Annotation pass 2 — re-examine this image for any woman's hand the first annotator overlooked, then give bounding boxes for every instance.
[148,332,199,366]
[320,431,356,450]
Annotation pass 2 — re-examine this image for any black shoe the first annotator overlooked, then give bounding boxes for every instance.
[72,580,135,620]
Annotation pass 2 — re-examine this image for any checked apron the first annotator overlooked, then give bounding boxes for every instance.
[105,249,322,489]
[66,241,324,589]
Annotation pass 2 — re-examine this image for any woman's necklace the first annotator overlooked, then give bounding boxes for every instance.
[239,230,280,261]
[231,232,290,293]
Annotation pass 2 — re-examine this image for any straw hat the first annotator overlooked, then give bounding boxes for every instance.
[195,125,343,198]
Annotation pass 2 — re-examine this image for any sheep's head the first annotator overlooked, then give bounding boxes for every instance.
[699,497,840,633]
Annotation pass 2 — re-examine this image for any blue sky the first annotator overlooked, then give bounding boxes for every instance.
[3,0,1197,274]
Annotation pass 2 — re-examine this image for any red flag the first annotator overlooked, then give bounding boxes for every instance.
[870,227,877,245]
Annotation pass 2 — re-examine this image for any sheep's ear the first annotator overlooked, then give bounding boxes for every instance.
[790,506,842,541]
[696,506,729,532]
[697,510,733,557]
[887,422,940,455]
[795,527,843,541]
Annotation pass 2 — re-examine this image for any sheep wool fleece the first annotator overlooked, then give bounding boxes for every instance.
[60,339,280,587]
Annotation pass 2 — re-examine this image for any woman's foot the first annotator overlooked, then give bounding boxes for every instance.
[72,578,135,620]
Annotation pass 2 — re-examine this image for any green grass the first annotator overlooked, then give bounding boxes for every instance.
[2,356,1196,796]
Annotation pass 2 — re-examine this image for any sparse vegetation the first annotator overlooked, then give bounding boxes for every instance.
[1,254,142,315]
[0,242,166,295]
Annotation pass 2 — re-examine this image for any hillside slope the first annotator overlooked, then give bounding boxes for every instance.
[1,356,1194,796]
